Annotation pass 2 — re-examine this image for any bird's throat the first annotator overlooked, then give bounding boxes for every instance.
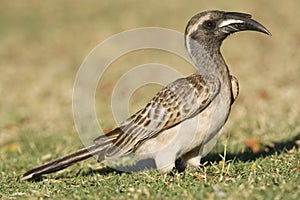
[185,37,229,81]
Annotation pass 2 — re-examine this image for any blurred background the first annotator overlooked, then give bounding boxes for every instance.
[1,0,299,160]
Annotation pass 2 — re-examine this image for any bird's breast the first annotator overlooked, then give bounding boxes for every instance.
[180,83,232,153]
[135,83,232,159]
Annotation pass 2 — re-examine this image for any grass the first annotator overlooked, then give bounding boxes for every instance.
[1,0,300,199]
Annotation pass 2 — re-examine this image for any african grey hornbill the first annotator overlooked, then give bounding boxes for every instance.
[21,10,271,181]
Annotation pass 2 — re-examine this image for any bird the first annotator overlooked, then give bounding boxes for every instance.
[21,10,271,181]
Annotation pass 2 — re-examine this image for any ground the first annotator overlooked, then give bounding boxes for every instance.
[0,0,300,199]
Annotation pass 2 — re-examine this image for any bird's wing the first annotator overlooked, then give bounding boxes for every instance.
[94,73,220,160]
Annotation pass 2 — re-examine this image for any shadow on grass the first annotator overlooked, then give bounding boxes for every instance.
[202,133,300,163]
[80,133,300,177]
[26,133,300,181]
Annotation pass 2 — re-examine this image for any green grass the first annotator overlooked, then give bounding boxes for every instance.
[1,0,300,199]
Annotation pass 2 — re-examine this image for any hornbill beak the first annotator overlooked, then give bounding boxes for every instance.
[219,12,272,36]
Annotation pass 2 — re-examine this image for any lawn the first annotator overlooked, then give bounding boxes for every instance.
[0,0,300,199]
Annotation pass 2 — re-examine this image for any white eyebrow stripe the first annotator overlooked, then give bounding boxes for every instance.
[187,15,211,35]
[218,19,244,28]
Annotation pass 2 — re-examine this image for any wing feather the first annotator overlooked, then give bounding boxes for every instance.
[94,73,220,159]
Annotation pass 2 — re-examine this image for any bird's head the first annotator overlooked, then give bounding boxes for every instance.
[185,10,271,52]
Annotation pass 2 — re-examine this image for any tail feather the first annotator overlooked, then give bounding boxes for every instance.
[21,144,105,181]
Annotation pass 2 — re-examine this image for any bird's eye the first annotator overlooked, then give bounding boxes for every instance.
[203,20,216,30]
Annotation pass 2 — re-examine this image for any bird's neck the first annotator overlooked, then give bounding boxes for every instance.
[185,38,230,82]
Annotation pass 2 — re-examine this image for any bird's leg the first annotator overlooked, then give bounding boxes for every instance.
[183,130,222,169]
[181,148,202,170]
[168,166,179,176]
[154,153,176,173]
[183,156,201,169]
[175,157,187,172]
[185,156,202,169]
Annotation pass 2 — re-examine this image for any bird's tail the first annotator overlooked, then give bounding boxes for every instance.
[21,143,105,181]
